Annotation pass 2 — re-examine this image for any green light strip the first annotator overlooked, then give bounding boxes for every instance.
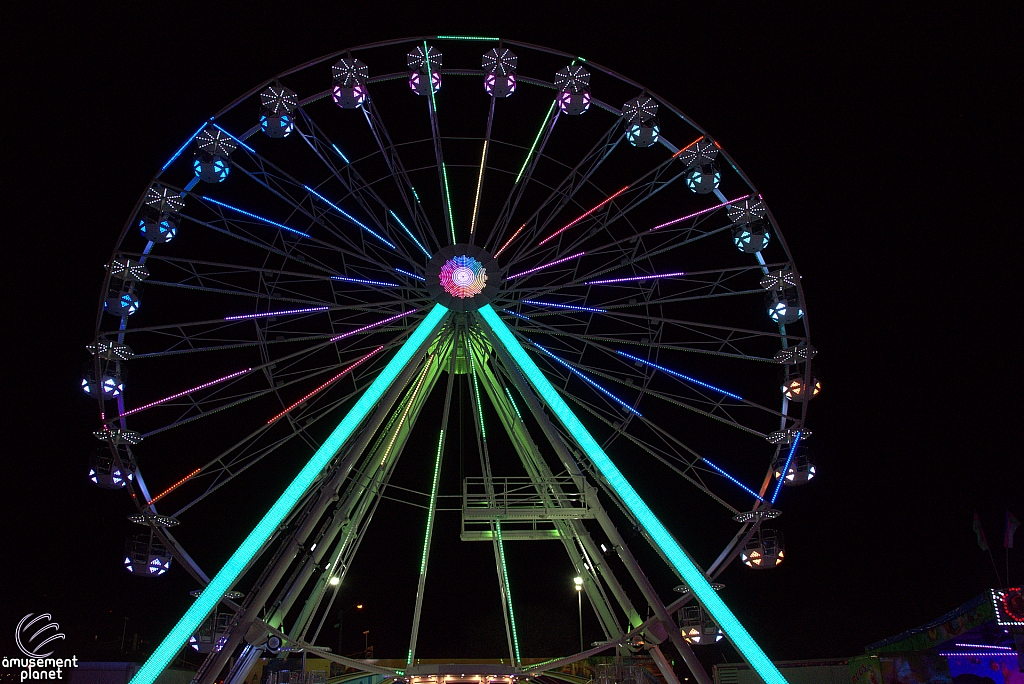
[515,100,557,185]
[408,427,446,665]
[503,386,523,421]
[129,304,450,684]
[477,305,787,684]
[436,35,500,41]
[470,140,488,235]
[495,523,521,664]
[468,344,486,440]
[423,42,456,245]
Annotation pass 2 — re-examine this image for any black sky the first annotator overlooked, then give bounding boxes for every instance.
[2,0,1021,672]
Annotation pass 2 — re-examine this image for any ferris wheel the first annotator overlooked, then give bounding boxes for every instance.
[86,36,819,684]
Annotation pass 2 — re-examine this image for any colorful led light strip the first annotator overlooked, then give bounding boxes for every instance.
[616,351,742,400]
[515,101,557,185]
[225,306,329,321]
[493,223,526,258]
[331,144,349,164]
[388,210,431,258]
[672,135,706,158]
[468,344,486,440]
[200,196,311,238]
[770,432,802,504]
[532,341,641,416]
[940,652,1017,657]
[422,42,456,245]
[417,429,445,572]
[477,305,786,684]
[436,35,499,40]
[121,368,252,417]
[538,186,630,246]
[506,251,585,280]
[331,276,399,288]
[702,458,764,502]
[329,310,418,342]
[380,361,432,466]
[586,271,688,285]
[127,304,448,684]
[303,185,396,248]
[523,300,606,313]
[161,121,209,172]
[395,268,426,281]
[470,141,488,235]
[212,124,255,153]
[146,468,201,506]
[266,346,385,425]
[648,195,751,233]
[953,644,1015,650]
[504,386,523,420]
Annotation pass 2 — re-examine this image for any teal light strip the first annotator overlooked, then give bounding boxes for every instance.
[477,304,787,684]
[515,100,557,185]
[129,304,450,684]
[495,523,521,664]
[503,386,523,421]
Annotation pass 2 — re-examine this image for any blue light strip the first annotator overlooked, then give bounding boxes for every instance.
[303,185,396,249]
[161,121,209,172]
[127,304,450,684]
[200,196,311,238]
[702,458,764,502]
[212,124,255,153]
[770,432,801,504]
[395,268,426,281]
[389,209,432,258]
[331,276,400,288]
[477,305,787,684]
[616,351,743,400]
[531,341,641,416]
[502,309,531,321]
[523,300,606,314]
[331,143,349,164]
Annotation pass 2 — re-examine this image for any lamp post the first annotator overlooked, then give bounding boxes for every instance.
[573,576,583,652]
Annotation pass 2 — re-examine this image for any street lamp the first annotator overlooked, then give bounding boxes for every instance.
[573,576,584,652]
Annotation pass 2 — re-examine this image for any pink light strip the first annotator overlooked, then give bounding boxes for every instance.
[329,310,418,342]
[506,252,585,280]
[267,346,385,424]
[493,222,527,258]
[225,306,330,321]
[586,271,688,285]
[649,195,750,233]
[120,368,252,417]
[538,186,630,246]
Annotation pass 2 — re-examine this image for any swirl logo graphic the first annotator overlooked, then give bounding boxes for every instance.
[439,255,487,299]
[16,613,65,658]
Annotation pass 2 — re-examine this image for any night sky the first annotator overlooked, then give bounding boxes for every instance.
[3,1,1020,676]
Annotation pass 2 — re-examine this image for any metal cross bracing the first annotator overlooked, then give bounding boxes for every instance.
[87,37,820,684]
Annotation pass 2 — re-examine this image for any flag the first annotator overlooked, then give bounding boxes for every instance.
[973,512,989,551]
[1006,510,1020,549]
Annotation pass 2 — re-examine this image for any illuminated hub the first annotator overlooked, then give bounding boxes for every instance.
[332,57,369,109]
[408,44,442,96]
[139,213,178,243]
[88,450,133,489]
[124,535,172,576]
[622,95,660,147]
[555,65,591,115]
[193,127,236,183]
[82,362,124,399]
[426,245,501,312]
[685,164,721,194]
[740,528,784,569]
[260,85,297,138]
[782,375,821,401]
[104,287,141,317]
[773,443,816,485]
[483,47,517,97]
[679,604,724,645]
